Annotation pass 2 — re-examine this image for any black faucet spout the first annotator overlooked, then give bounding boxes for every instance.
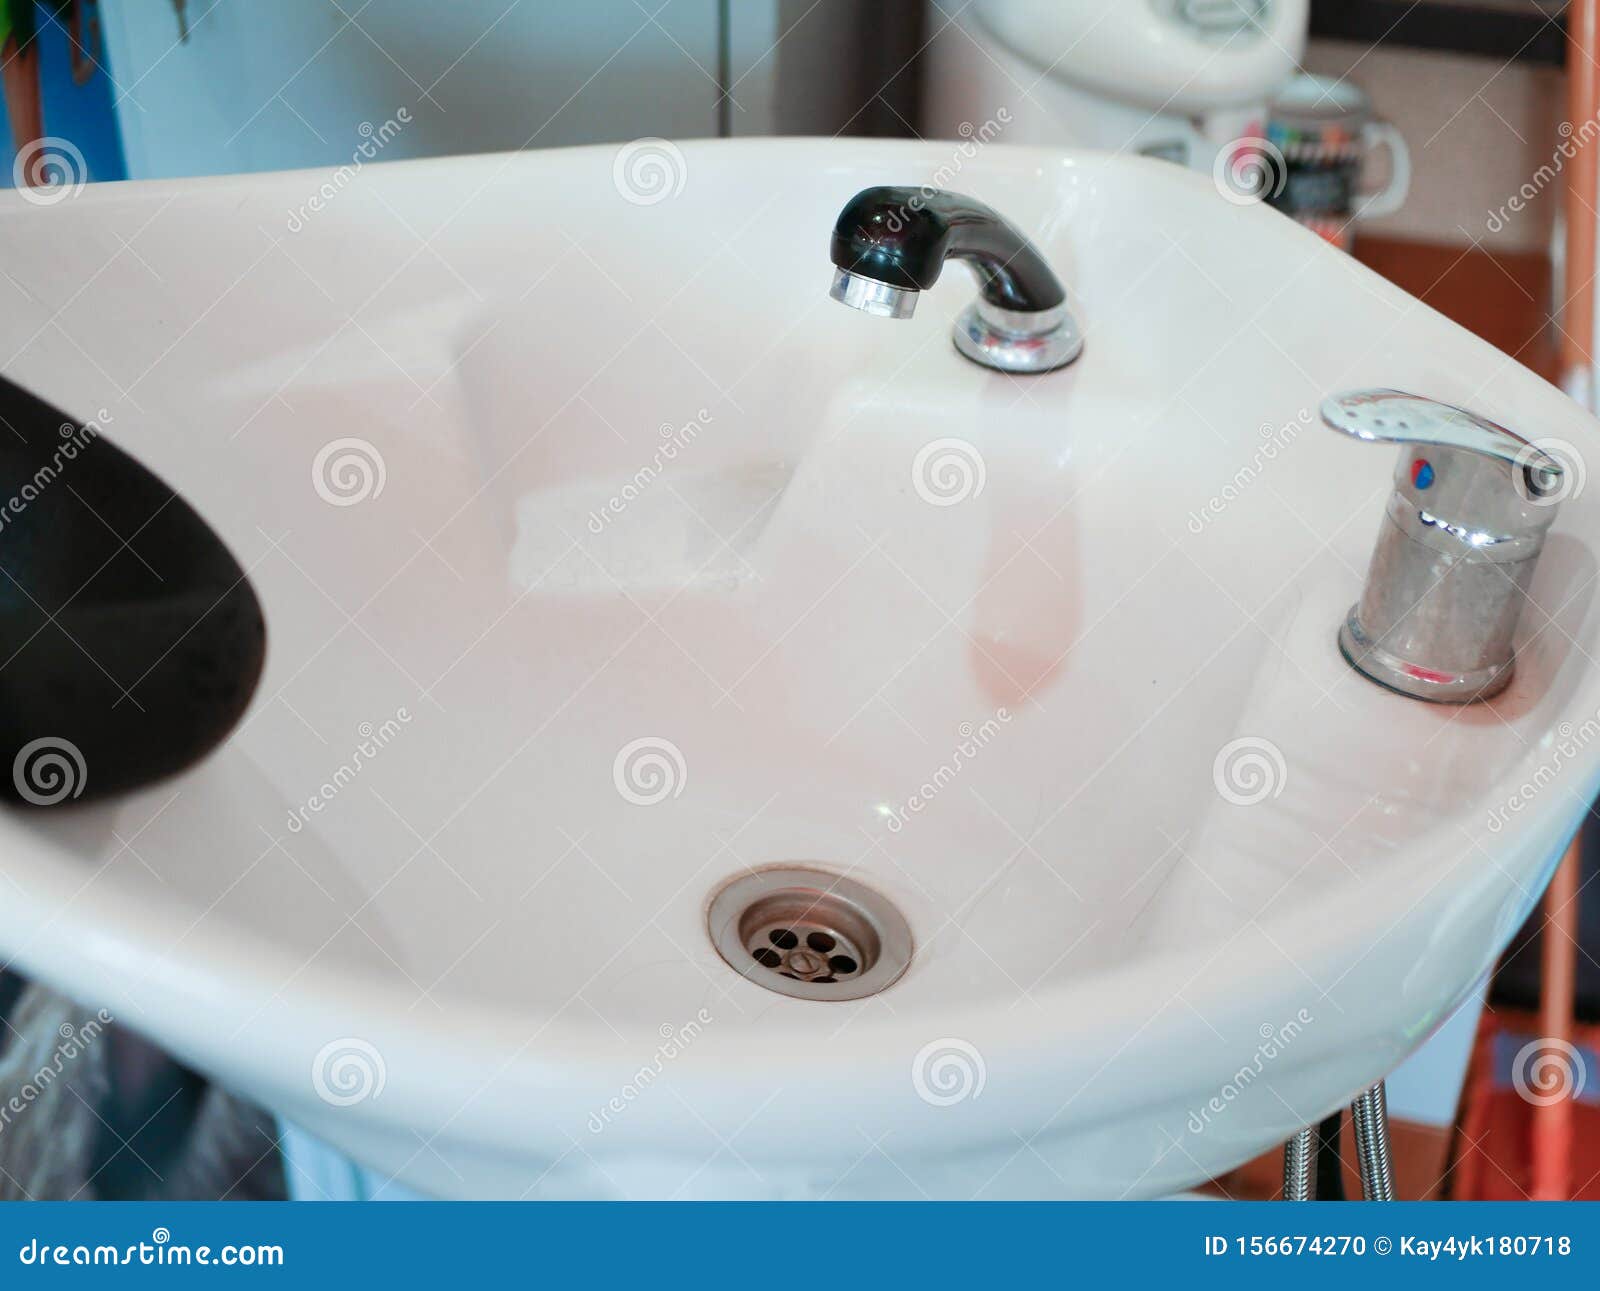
[827,186,1081,374]
[829,186,1066,314]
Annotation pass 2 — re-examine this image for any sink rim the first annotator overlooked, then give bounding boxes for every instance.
[0,136,1595,1193]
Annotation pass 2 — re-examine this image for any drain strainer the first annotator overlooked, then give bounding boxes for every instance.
[707,867,913,1001]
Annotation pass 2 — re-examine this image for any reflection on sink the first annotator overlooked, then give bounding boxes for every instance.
[0,138,1598,1199]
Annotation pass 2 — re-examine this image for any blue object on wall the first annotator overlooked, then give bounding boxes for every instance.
[0,2,126,188]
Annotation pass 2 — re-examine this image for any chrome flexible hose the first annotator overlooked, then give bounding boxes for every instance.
[1350,1081,1395,1201]
[1282,1127,1314,1200]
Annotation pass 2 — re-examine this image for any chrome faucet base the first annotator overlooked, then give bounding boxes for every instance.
[1321,390,1563,707]
[1337,606,1514,704]
[952,298,1083,374]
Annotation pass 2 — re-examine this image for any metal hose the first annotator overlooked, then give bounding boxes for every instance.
[1350,1081,1395,1201]
[1282,1127,1314,1200]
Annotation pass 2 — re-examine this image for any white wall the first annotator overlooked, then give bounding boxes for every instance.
[1301,38,1565,254]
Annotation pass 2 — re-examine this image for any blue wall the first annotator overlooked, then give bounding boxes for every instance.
[1,5,126,187]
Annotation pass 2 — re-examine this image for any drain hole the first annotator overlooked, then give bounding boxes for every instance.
[708,867,913,1002]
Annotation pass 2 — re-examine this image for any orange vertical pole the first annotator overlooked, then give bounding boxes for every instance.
[1563,0,1599,389]
[0,37,44,159]
[1536,0,1600,1203]
[1531,832,1581,1199]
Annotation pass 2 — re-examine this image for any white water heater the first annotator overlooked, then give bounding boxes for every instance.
[924,0,1310,172]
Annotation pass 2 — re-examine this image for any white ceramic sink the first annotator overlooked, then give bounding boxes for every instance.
[1,139,1598,1199]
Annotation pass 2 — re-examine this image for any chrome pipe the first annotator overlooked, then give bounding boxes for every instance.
[1282,1127,1314,1200]
[1350,1081,1395,1201]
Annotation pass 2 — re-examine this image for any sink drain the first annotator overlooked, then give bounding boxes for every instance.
[707,867,913,1001]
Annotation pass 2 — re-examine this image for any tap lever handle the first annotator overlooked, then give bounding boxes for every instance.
[1320,389,1563,496]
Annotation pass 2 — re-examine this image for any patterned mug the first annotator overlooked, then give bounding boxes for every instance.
[1263,73,1411,251]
